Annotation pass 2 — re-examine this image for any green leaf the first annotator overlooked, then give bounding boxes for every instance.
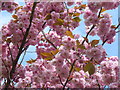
[80,4,87,8]
[111,25,116,29]
[65,30,74,38]
[6,37,11,43]
[78,44,85,49]
[53,18,64,25]
[83,62,95,75]
[101,8,106,13]
[74,4,87,9]
[73,13,80,17]
[91,40,99,47]
[76,40,85,49]
[74,67,81,72]
[40,49,59,61]
[69,13,73,16]
[44,57,53,60]
[83,37,89,43]
[40,52,53,57]
[76,40,80,47]
[26,59,36,64]
[44,13,52,20]
[12,14,18,19]
[72,17,81,22]
[51,49,59,55]
[70,65,81,72]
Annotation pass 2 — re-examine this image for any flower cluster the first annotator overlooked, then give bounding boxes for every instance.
[85,45,106,63]
[88,0,120,12]
[84,9,99,26]
[14,56,119,88]
[0,1,119,89]
[84,11,116,44]
[0,1,18,13]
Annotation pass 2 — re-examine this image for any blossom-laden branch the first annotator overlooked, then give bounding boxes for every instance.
[82,7,102,45]
[62,60,77,90]
[62,7,103,89]
[41,30,57,49]
[1,1,119,89]
[4,2,38,89]
[102,23,120,46]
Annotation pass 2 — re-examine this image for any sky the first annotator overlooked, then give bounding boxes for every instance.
[0,1,119,65]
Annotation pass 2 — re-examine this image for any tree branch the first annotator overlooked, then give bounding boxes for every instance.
[115,23,120,30]
[7,43,14,62]
[4,2,38,89]
[1,59,9,76]
[41,30,57,49]
[82,7,102,45]
[58,75,64,86]
[96,79,101,90]
[116,30,120,33]
[18,49,27,68]
[102,23,120,46]
[62,60,76,90]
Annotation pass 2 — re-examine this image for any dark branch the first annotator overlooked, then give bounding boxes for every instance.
[62,60,76,90]
[96,79,101,90]
[82,7,102,45]
[58,75,64,86]
[4,2,38,89]
[102,23,120,46]
[41,30,57,49]
[7,43,14,62]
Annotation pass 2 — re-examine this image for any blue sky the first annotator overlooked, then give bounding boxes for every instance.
[0,2,119,65]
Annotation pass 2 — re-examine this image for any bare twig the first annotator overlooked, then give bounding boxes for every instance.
[21,45,29,53]
[16,44,20,50]
[98,7,102,18]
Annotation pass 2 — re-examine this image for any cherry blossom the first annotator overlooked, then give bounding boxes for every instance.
[0,0,119,89]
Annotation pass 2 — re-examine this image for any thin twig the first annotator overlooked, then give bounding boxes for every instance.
[116,30,120,33]
[1,59,9,75]
[102,39,108,46]
[82,7,102,45]
[66,59,72,65]
[62,60,76,90]
[58,75,64,86]
[102,23,120,46]
[82,25,95,45]
[21,45,29,53]
[96,79,101,90]
[7,43,14,62]
[115,23,120,30]
[41,30,57,49]
[16,44,20,50]
[18,49,27,68]
[98,7,102,18]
